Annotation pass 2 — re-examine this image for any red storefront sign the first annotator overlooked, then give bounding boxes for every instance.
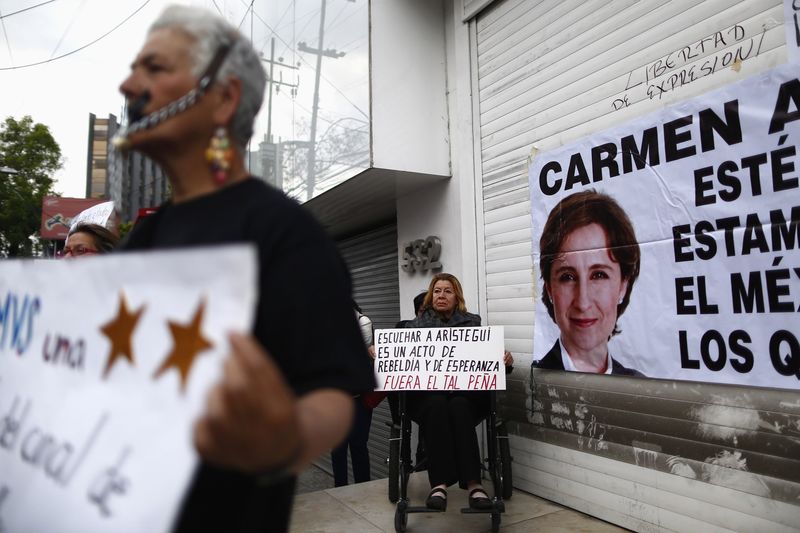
[40,196,105,239]
[137,207,159,220]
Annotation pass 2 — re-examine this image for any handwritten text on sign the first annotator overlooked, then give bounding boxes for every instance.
[374,326,505,391]
[0,246,256,532]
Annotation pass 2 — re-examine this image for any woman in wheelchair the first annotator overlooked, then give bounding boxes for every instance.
[404,273,514,512]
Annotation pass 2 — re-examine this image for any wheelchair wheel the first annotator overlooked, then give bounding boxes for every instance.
[388,425,400,503]
[394,500,408,532]
[491,510,501,533]
[497,423,513,500]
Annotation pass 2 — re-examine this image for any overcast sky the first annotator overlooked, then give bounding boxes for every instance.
[0,0,369,198]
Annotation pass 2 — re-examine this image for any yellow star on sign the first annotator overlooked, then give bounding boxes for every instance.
[100,293,145,378]
[153,299,214,392]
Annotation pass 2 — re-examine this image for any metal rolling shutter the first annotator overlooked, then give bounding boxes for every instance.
[472,0,798,530]
[313,223,400,481]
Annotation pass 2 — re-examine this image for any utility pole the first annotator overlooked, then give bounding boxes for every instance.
[267,37,276,143]
[298,0,346,200]
[263,38,300,141]
[260,40,299,189]
[248,1,254,172]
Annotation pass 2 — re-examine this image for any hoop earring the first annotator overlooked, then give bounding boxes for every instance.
[206,127,233,185]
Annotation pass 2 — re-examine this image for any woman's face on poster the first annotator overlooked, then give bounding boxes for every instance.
[546,223,628,359]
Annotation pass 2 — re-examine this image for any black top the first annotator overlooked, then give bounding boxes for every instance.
[533,341,645,377]
[407,307,482,328]
[407,308,514,380]
[120,178,375,533]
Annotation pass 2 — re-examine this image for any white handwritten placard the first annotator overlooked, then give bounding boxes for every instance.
[0,245,256,532]
[68,201,115,234]
[374,326,505,391]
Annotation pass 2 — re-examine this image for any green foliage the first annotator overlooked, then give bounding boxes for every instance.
[117,220,134,240]
[0,116,62,257]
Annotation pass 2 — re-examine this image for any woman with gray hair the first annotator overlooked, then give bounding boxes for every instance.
[117,5,374,533]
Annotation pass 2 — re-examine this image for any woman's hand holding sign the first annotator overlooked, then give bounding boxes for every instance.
[193,333,353,477]
[193,333,303,473]
[504,350,514,368]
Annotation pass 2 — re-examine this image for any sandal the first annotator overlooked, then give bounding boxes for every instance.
[425,487,447,511]
[468,487,492,510]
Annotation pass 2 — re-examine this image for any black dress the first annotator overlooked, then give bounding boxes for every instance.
[405,308,488,489]
[120,178,375,533]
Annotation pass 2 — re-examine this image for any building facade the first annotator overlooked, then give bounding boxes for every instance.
[85,113,118,199]
[97,114,169,223]
[283,0,799,530]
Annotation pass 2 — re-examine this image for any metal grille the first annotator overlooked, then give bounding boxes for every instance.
[313,223,400,481]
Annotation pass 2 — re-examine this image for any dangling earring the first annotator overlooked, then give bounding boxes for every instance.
[206,127,233,185]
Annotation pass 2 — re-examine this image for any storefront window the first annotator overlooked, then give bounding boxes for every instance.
[241,0,370,202]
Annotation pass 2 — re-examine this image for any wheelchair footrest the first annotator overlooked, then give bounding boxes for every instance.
[460,501,505,514]
[405,506,444,514]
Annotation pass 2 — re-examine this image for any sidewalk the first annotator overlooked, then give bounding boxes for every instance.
[290,468,628,532]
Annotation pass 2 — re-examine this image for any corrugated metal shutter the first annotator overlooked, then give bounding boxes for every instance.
[313,223,400,481]
[524,370,800,531]
[463,0,497,21]
[473,0,798,529]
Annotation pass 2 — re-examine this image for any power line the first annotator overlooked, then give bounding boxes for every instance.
[209,0,223,16]
[336,35,365,55]
[0,0,152,71]
[234,0,316,60]
[275,84,330,125]
[255,0,292,54]
[236,1,253,30]
[235,2,366,120]
[50,0,89,58]
[0,0,58,20]
[292,0,296,143]
[0,10,13,65]
[317,116,368,139]
[276,7,319,65]
[324,1,349,35]
[235,0,292,55]
[275,83,366,135]
[274,4,317,35]
[324,4,361,35]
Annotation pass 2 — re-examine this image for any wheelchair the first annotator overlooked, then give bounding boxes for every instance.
[386,389,513,533]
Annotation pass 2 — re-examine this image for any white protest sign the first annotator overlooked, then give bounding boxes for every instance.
[529,64,800,389]
[374,326,505,391]
[68,201,115,234]
[0,245,256,532]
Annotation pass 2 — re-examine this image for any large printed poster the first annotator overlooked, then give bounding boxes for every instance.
[0,246,256,531]
[529,64,800,390]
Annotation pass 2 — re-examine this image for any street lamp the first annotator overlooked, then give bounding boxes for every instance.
[0,166,21,199]
[0,166,27,257]
[0,166,22,198]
